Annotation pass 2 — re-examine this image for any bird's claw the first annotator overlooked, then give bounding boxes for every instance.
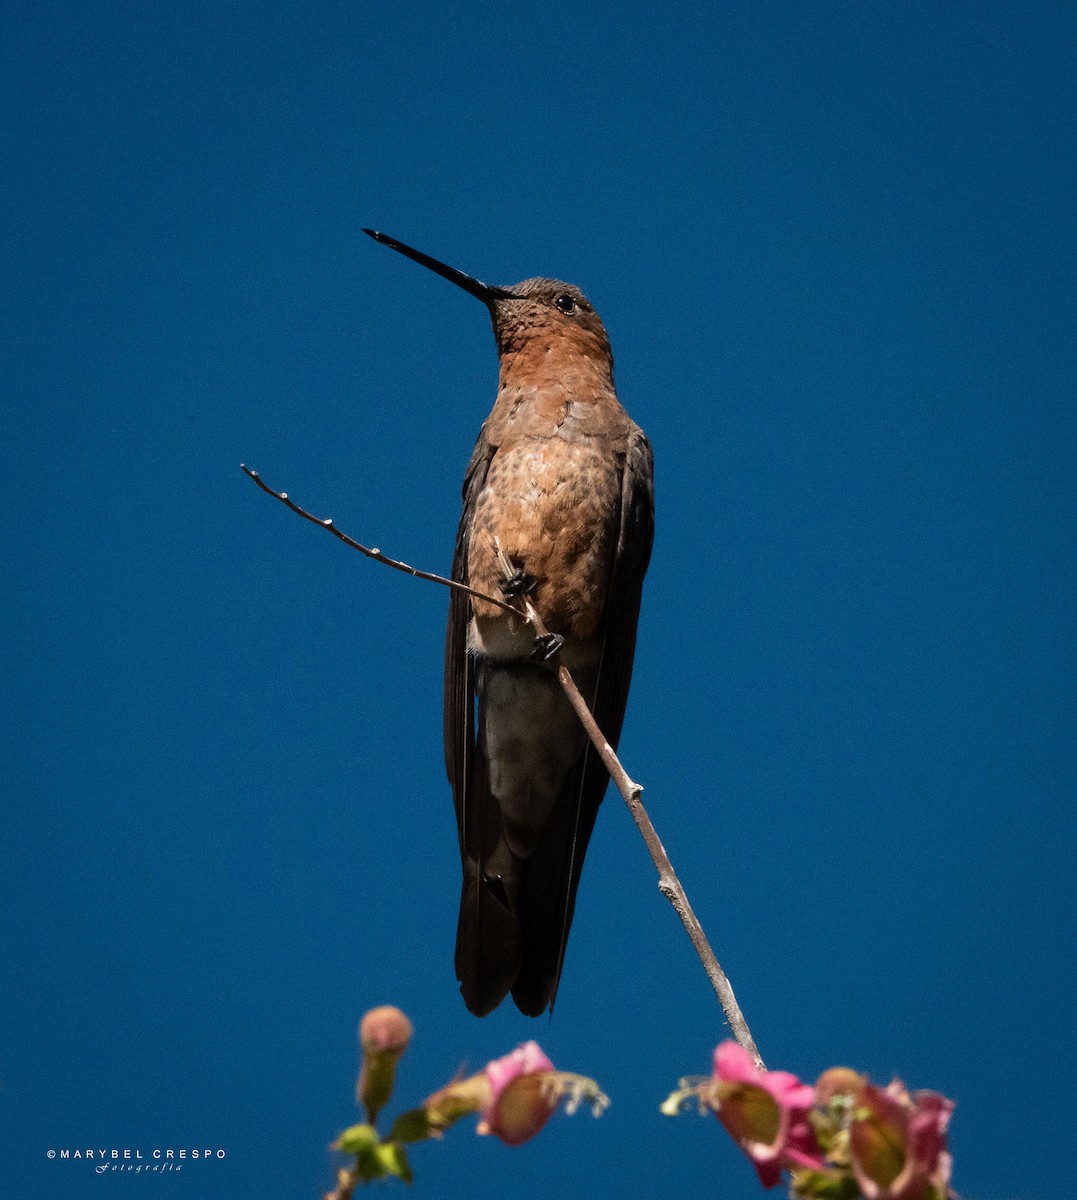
[531,632,564,662]
[501,566,537,599]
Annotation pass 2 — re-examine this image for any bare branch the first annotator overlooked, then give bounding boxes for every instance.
[241,465,520,619]
[242,464,763,1068]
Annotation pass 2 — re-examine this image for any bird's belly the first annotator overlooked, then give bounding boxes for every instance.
[468,439,619,646]
[477,663,587,858]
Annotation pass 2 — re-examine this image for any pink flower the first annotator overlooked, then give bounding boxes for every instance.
[849,1080,954,1200]
[419,1040,606,1147]
[710,1041,825,1187]
[477,1041,558,1146]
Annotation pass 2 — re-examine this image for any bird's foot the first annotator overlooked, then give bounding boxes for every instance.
[531,632,564,662]
[501,565,537,599]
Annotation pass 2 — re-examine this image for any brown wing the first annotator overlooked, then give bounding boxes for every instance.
[444,428,495,837]
[588,427,655,759]
[510,426,655,1014]
[445,431,526,1014]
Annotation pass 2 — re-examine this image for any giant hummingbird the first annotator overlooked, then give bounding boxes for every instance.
[364,229,654,1016]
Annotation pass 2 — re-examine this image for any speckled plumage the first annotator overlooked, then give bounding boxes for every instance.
[468,435,621,640]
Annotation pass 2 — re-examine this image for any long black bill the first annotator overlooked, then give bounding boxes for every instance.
[363,229,515,303]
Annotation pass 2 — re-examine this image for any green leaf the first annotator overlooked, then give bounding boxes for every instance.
[336,1123,379,1156]
[389,1107,438,1144]
[375,1142,413,1184]
[352,1147,383,1183]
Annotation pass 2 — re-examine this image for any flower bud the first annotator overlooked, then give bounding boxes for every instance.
[356,1006,413,1124]
[815,1067,865,1106]
[359,1005,413,1056]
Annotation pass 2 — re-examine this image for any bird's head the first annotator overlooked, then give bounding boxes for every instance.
[364,230,613,378]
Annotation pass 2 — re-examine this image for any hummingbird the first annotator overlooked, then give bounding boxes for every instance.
[364,229,654,1016]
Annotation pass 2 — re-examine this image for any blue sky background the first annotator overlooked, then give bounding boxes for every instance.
[3,2,1075,1197]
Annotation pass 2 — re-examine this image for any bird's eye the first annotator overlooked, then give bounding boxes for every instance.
[554,294,577,315]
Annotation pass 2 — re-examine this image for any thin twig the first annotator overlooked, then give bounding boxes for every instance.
[241,465,521,619]
[242,464,763,1068]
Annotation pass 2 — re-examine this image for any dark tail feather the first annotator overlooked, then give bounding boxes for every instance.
[454,743,524,1016]
[510,758,605,1016]
[455,869,522,1016]
[454,756,603,1018]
